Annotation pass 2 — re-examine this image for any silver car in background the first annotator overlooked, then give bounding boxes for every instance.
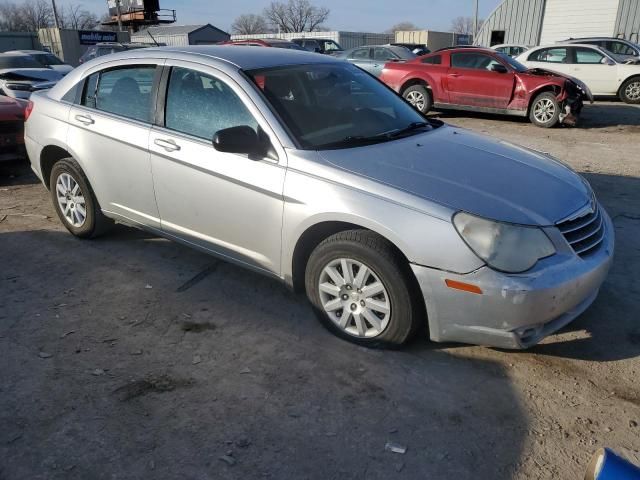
[24,46,614,349]
[334,45,416,77]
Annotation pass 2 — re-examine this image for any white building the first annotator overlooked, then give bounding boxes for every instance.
[475,0,640,46]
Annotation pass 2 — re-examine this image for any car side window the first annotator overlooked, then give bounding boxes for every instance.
[165,67,258,141]
[606,41,635,56]
[349,48,370,60]
[82,66,155,123]
[421,55,441,64]
[574,47,605,64]
[529,47,567,63]
[451,53,498,70]
[373,47,396,61]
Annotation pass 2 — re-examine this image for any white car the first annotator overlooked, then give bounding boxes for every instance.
[6,50,74,75]
[516,44,640,103]
[491,44,531,58]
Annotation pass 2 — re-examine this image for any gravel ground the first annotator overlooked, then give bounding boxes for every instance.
[1,101,639,479]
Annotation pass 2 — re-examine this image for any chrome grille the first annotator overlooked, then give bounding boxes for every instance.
[557,205,604,257]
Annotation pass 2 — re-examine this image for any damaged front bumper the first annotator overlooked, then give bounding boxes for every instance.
[411,208,614,349]
[559,78,592,126]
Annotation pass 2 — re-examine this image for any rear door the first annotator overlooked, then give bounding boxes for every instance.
[446,52,515,108]
[523,47,572,75]
[348,47,374,74]
[66,61,161,227]
[148,61,286,275]
[371,47,399,77]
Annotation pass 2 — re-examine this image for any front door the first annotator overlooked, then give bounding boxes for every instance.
[149,62,286,275]
[66,61,161,227]
[348,47,375,75]
[446,52,515,108]
[566,47,617,95]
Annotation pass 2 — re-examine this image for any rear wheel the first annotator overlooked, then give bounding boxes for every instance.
[305,230,422,348]
[402,84,432,114]
[50,158,112,238]
[529,92,560,128]
[619,77,640,104]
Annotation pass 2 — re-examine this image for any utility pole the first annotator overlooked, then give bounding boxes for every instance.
[51,0,60,28]
[473,0,479,39]
[115,0,123,32]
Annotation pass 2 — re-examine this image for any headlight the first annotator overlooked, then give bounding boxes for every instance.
[453,212,555,273]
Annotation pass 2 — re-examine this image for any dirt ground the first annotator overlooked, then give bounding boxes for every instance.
[1,101,639,479]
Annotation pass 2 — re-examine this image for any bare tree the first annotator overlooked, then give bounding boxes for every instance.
[231,14,270,35]
[59,4,99,30]
[387,21,419,33]
[18,0,53,30]
[0,2,26,30]
[451,16,483,35]
[263,0,329,33]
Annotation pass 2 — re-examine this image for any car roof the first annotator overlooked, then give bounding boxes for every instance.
[434,46,486,52]
[564,37,631,42]
[5,49,52,54]
[97,45,340,70]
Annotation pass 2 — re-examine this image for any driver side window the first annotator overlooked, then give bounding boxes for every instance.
[165,67,258,140]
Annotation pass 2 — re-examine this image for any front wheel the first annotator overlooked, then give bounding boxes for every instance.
[305,230,422,347]
[529,92,560,128]
[619,77,640,104]
[402,84,433,114]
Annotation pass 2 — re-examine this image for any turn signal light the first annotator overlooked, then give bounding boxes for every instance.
[445,279,483,295]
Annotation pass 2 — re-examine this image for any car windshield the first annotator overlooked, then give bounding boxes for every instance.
[246,62,438,150]
[389,46,417,60]
[497,52,528,72]
[0,55,43,69]
[34,53,65,66]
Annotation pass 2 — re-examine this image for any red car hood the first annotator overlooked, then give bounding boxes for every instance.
[521,68,594,102]
[0,96,26,121]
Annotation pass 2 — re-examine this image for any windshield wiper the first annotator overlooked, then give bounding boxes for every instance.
[388,121,432,138]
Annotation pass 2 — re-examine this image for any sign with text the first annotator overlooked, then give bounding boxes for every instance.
[78,30,118,45]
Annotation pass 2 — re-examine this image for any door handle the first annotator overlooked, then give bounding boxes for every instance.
[154,138,181,152]
[75,114,94,125]
[448,73,461,78]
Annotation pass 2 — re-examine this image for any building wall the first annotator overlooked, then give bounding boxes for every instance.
[38,28,130,66]
[474,0,546,46]
[615,0,640,42]
[188,26,230,45]
[132,26,230,46]
[230,31,395,49]
[0,32,41,52]
[539,0,620,43]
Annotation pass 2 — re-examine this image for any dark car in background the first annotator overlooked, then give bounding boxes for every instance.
[334,45,416,77]
[78,43,151,64]
[0,53,63,99]
[391,43,431,56]
[561,37,640,61]
[380,47,592,128]
[0,96,27,161]
[5,50,73,75]
[291,38,343,54]
[221,39,305,50]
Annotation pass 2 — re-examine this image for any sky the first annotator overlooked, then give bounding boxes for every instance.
[53,0,503,33]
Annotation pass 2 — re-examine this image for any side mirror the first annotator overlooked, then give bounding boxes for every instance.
[491,63,508,73]
[601,57,615,66]
[213,126,276,160]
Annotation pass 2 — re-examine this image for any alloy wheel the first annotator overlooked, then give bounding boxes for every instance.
[318,258,391,338]
[625,81,640,101]
[533,98,556,123]
[406,91,425,111]
[55,172,87,227]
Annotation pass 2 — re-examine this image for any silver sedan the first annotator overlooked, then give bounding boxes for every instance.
[24,46,614,349]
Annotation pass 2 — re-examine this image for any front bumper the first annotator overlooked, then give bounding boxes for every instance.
[411,208,614,349]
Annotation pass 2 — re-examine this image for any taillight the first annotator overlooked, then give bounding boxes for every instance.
[24,101,35,121]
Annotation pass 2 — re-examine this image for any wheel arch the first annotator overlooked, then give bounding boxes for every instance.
[618,74,640,95]
[399,76,432,95]
[40,144,72,190]
[290,220,418,295]
[527,84,562,114]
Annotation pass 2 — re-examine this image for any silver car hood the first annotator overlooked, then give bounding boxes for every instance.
[0,68,63,82]
[318,125,591,226]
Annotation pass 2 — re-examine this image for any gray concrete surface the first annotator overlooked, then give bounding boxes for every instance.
[1,101,639,479]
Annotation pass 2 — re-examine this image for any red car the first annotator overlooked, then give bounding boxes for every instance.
[379,46,592,128]
[0,96,27,161]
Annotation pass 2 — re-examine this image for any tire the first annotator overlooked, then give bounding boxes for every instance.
[619,77,640,104]
[402,84,433,114]
[305,229,422,348]
[49,157,112,238]
[529,92,560,128]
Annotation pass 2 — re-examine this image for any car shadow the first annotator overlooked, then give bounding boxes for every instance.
[0,228,529,479]
[430,101,640,129]
[0,159,38,187]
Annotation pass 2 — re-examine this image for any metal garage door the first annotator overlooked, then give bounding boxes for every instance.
[540,0,620,44]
